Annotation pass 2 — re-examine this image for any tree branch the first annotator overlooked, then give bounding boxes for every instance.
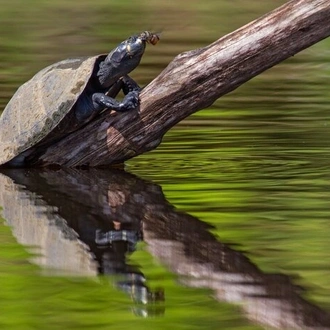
[39,0,330,167]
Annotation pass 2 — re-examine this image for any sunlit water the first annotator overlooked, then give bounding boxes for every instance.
[0,1,330,329]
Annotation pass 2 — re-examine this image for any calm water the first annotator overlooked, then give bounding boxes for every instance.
[0,1,330,329]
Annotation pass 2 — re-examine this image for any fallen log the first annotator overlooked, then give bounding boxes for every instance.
[39,0,330,167]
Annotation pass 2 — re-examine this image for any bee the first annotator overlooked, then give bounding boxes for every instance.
[139,31,160,45]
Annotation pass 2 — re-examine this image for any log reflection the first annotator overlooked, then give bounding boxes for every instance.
[0,168,329,328]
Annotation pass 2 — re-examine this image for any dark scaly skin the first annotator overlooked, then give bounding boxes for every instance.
[74,33,149,124]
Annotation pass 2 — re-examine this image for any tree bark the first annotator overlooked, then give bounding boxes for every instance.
[39,0,330,167]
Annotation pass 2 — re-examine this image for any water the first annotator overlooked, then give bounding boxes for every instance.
[0,1,330,329]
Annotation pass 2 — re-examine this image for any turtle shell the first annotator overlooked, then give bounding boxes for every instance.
[0,55,103,165]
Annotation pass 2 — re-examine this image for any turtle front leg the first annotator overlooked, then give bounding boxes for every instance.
[92,90,139,113]
[121,75,141,95]
[92,76,141,113]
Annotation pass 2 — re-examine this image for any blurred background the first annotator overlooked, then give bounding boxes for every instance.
[0,0,330,329]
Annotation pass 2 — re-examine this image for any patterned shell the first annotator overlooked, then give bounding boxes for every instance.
[0,56,100,165]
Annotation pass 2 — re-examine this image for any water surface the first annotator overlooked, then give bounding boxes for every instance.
[0,1,330,329]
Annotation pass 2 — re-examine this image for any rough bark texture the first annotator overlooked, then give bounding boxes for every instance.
[39,0,330,167]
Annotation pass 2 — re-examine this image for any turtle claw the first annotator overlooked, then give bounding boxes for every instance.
[121,91,140,111]
[92,91,139,113]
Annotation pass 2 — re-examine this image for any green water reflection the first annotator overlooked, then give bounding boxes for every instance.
[1,0,330,329]
[2,168,329,330]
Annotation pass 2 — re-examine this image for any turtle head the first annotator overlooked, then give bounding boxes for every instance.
[98,31,159,88]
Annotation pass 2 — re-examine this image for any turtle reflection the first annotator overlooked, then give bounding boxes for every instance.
[0,168,165,317]
[0,169,329,328]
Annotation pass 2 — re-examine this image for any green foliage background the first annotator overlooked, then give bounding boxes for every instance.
[1,0,330,329]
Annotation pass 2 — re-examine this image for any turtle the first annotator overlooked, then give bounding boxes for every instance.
[0,31,159,167]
